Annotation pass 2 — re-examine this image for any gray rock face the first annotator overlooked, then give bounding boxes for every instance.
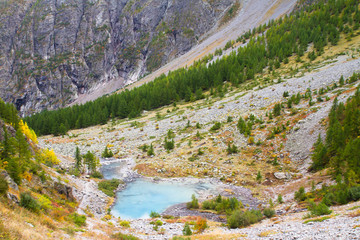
[0,0,235,115]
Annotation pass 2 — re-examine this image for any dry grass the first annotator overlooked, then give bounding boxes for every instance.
[191,232,247,240]
[349,209,360,218]
[258,230,278,237]
[0,200,64,239]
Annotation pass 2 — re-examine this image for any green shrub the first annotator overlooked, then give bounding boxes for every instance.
[227,209,263,228]
[149,211,160,218]
[336,188,350,204]
[155,220,163,226]
[186,194,199,209]
[210,122,221,131]
[256,171,262,183]
[139,144,148,152]
[164,138,175,150]
[102,146,114,158]
[0,175,8,195]
[120,220,130,228]
[112,232,139,240]
[201,195,242,214]
[263,208,275,218]
[98,179,121,197]
[147,144,155,156]
[202,200,215,210]
[294,187,306,202]
[308,202,332,216]
[38,195,53,211]
[182,223,192,236]
[227,144,238,154]
[39,171,47,182]
[20,192,40,212]
[150,220,163,226]
[273,103,282,117]
[277,194,283,204]
[172,237,190,240]
[69,212,86,226]
[348,186,360,201]
[90,171,103,179]
[322,192,336,206]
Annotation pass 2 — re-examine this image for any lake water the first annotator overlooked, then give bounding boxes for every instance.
[101,158,215,219]
[111,179,213,219]
[100,158,127,179]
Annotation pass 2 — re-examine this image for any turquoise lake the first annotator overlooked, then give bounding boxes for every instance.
[111,179,213,219]
[101,158,215,219]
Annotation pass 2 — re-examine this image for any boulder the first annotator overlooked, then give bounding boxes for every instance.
[274,172,292,180]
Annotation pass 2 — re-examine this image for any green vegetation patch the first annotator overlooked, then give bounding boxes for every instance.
[98,179,122,197]
[303,216,331,224]
[220,1,241,25]
[112,232,139,240]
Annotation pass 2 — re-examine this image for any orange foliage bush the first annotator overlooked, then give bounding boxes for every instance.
[194,217,208,233]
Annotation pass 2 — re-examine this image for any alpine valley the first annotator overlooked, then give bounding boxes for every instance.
[0,0,360,239]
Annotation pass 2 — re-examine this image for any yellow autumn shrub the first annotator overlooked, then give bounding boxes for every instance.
[19,120,38,144]
[39,149,60,166]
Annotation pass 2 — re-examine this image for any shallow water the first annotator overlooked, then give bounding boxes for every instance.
[111,179,213,219]
[100,158,126,179]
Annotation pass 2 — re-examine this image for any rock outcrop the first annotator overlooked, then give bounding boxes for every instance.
[53,181,75,201]
[0,0,236,115]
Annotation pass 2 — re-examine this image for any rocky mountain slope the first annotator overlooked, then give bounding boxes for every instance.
[0,0,236,115]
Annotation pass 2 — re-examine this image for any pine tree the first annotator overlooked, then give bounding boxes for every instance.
[1,127,13,160]
[59,123,67,136]
[102,146,113,158]
[256,171,262,183]
[15,129,31,172]
[83,151,99,175]
[311,134,328,171]
[183,223,192,236]
[75,147,82,172]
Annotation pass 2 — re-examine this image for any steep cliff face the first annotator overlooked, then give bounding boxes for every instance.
[0,0,236,115]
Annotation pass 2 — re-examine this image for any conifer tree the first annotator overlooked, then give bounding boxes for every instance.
[83,151,100,175]
[75,147,82,172]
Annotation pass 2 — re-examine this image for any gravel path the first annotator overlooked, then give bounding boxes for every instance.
[70,176,109,218]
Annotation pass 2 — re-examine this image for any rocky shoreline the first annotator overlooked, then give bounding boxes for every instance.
[100,157,261,218]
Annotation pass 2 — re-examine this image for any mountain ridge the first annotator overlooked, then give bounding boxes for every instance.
[0,0,237,116]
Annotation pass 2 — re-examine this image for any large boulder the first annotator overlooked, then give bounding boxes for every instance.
[53,182,75,201]
[274,172,293,180]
